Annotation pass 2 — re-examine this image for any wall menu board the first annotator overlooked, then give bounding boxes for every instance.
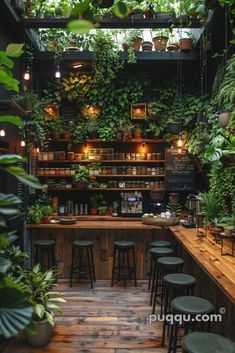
[166,148,195,191]
[60,101,78,122]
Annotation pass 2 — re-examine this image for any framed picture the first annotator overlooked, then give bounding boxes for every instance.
[131,103,147,120]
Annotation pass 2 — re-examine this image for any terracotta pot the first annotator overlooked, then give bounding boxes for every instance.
[63,131,70,140]
[141,41,153,51]
[73,181,87,189]
[153,36,168,52]
[218,111,230,128]
[35,219,41,225]
[179,38,193,51]
[52,132,60,140]
[43,216,51,224]
[167,43,179,52]
[134,131,142,139]
[132,37,143,51]
[90,208,98,216]
[26,320,53,347]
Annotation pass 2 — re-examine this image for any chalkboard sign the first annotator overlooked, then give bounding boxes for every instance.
[60,101,78,122]
[166,148,195,191]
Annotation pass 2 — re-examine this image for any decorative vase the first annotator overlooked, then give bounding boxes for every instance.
[179,38,193,51]
[26,320,53,348]
[153,36,168,51]
[141,41,153,51]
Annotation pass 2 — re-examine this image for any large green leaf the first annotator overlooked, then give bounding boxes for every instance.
[0,257,11,273]
[0,154,26,165]
[4,167,43,189]
[0,116,23,128]
[0,284,32,338]
[6,44,24,58]
[0,193,22,206]
[113,1,130,18]
[67,19,94,34]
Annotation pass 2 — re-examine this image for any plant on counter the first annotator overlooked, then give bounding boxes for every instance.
[26,204,45,224]
[89,193,104,215]
[199,192,220,225]
[72,164,90,189]
[42,206,54,224]
[22,264,65,348]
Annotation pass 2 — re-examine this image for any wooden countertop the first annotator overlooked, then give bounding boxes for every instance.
[169,225,235,304]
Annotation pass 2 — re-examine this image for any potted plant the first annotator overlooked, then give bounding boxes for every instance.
[50,117,63,140]
[26,204,44,224]
[152,29,169,52]
[89,194,104,215]
[22,265,65,348]
[72,164,90,189]
[179,31,195,51]
[141,41,153,51]
[88,162,101,182]
[98,205,108,215]
[134,125,142,139]
[199,192,220,229]
[42,206,53,224]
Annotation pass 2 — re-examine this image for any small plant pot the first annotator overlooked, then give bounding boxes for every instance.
[179,38,193,51]
[90,208,98,216]
[167,43,179,52]
[73,181,87,189]
[98,207,108,216]
[134,131,142,139]
[63,131,70,140]
[52,132,61,140]
[168,122,181,134]
[132,10,144,20]
[132,37,143,51]
[35,219,41,225]
[153,36,168,52]
[141,41,153,51]
[218,111,231,128]
[144,10,155,19]
[43,216,51,224]
[155,12,170,20]
[55,6,63,17]
[26,320,53,347]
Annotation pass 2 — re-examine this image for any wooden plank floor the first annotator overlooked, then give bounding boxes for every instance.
[3,280,168,353]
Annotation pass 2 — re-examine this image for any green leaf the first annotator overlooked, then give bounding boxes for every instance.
[0,257,11,274]
[0,284,32,338]
[0,154,26,165]
[5,167,43,189]
[34,304,45,319]
[0,116,23,128]
[113,1,130,18]
[45,311,54,327]
[2,56,14,69]
[0,193,22,206]
[0,208,19,216]
[67,19,94,34]
[6,44,24,58]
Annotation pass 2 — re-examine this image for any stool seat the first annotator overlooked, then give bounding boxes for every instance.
[114,241,134,248]
[150,247,174,256]
[34,240,55,247]
[172,296,214,315]
[158,256,184,267]
[150,240,171,248]
[73,240,94,247]
[183,332,235,353]
[164,273,196,287]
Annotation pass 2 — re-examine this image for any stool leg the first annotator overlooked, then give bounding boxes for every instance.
[132,247,137,287]
[51,245,56,267]
[172,320,179,353]
[86,248,93,289]
[90,247,96,282]
[123,250,127,289]
[161,285,169,347]
[148,255,153,290]
[111,247,116,287]
[118,249,121,281]
[70,246,75,287]
[127,249,131,282]
[152,266,160,314]
[150,259,157,306]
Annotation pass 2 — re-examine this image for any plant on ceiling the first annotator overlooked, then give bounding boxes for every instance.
[0,43,43,339]
[91,30,124,85]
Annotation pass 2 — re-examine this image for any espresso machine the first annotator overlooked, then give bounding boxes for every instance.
[184,194,201,227]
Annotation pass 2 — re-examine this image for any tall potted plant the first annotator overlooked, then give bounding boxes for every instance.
[23,265,65,348]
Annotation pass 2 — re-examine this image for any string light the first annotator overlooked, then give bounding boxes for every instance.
[55,65,61,78]
[177,135,183,147]
[20,140,26,147]
[0,125,6,137]
[23,67,31,81]
[36,148,40,153]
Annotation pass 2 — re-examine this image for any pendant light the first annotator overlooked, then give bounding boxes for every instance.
[55,64,61,78]
[0,124,6,137]
[23,66,31,81]
[20,140,26,147]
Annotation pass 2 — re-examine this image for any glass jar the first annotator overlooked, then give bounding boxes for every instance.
[38,152,43,161]
[59,151,66,160]
[133,167,137,175]
[42,152,48,161]
[39,168,44,175]
[147,168,151,175]
[136,153,142,160]
[55,168,60,176]
[67,152,74,161]
[48,152,54,161]
[44,168,50,176]
[130,153,136,160]
[152,153,157,160]
[151,168,156,175]
[65,168,71,176]
[147,153,152,160]
[157,153,161,160]
[50,168,55,175]
[126,153,131,160]
[54,151,59,160]
[60,168,65,176]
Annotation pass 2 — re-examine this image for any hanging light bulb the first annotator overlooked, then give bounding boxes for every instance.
[36,147,40,153]
[177,131,183,147]
[55,65,61,78]
[178,148,182,154]
[20,140,26,147]
[23,67,31,81]
[0,128,6,137]
[141,142,146,153]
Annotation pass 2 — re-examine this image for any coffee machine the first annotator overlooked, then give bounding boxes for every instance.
[184,194,201,227]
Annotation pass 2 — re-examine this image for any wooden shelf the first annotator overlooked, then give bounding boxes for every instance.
[37,174,165,178]
[49,138,167,143]
[37,159,166,163]
[47,188,166,191]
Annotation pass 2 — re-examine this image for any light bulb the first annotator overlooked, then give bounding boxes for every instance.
[36,148,40,153]
[20,140,26,147]
[177,138,183,147]
[55,69,61,78]
[0,129,6,137]
[178,148,182,154]
[23,70,30,81]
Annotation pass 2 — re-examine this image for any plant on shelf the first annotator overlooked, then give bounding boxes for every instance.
[134,124,142,139]
[178,30,196,51]
[199,192,220,226]
[50,116,63,140]
[152,29,169,52]
[147,101,167,119]
[42,206,54,224]
[72,164,90,189]
[122,30,143,63]
[89,194,104,215]
[67,121,89,147]
[14,90,39,113]
[91,30,124,85]
[22,264,65,348]
[26,204,44,224]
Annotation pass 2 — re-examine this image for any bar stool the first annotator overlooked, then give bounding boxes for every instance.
[111,240,137,288]
[34,240,56,270]
[161,273,196,347]
[69,240,96,289]
[168,296,215,353]
[148,240,172,290]
[152,256,184,315]
[149,247,174,306]
[183,332,235,353]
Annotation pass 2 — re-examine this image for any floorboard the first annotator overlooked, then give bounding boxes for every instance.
[3,280,168,353]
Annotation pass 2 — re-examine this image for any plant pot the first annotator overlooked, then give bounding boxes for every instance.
[218,111,231,128]
[89,175,96,182]
[35,219,41,225]
[132,37,143,51]
[43,216,51,224]
[141,41,153,51]
[63,131,70,140]
[26,320,53,348]
[179,38,193,51]
[134,131,142,139]
[132,10,144,20]
[55,6,63,17]
[168,122,181,134]
[52,132,61,140]
[153,36,168,52]
[155,12,170,20]
[90,208,98,216]
[144,10,155,19]
[167,43,179,52]
[169,193,180,205]
[73,181,88,189]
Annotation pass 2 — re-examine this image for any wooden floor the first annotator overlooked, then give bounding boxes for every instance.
[3,280,168,353]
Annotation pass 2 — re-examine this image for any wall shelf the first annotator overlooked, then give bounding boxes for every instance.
[37,174,165,178]
[47,188,166,191]
[37,159,166,163]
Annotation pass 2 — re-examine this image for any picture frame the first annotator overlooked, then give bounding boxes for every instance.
[131,103,147,120]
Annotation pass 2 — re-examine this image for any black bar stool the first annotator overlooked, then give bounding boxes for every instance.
[183,332,235,353]
[111,240,137,288]
[148,240,172,290]
[34,240,56,270]
[152,256,184,315]
[149,247,174,306]
[161,273,196,347]
[69,240,96,289]
[168,296,215,353]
